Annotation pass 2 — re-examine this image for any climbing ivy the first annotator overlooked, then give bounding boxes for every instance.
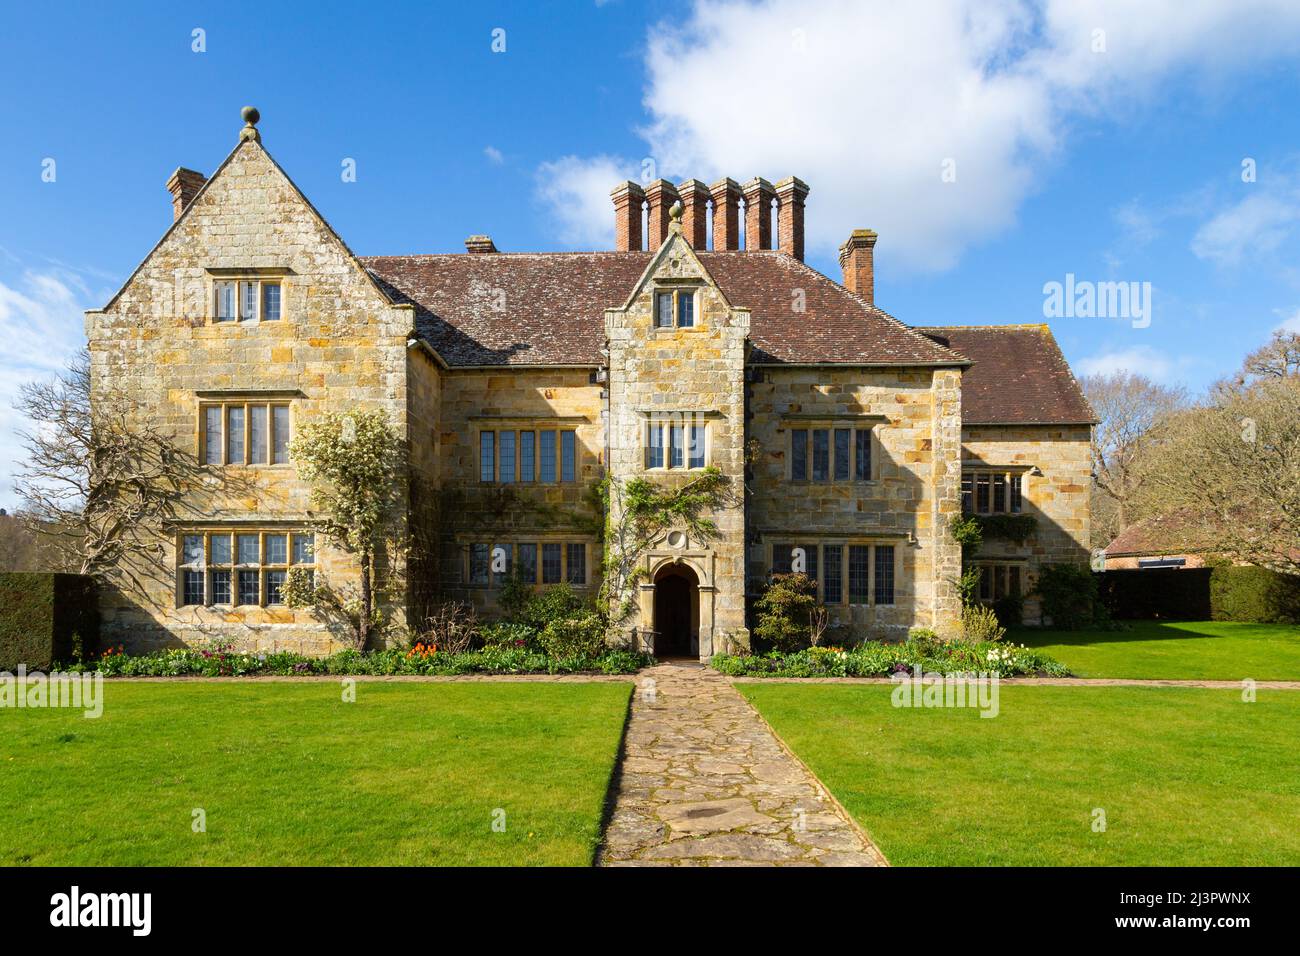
[599,466,732,631]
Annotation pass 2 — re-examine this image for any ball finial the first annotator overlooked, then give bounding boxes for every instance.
[669,201,684,222]
[241,106,260,126]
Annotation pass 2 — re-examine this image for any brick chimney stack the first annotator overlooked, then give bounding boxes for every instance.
[465,235,498,254]
[611,181,646,252]
[839,229,878,304]
[166,167,207,222]
[742,177,776,250]
[645,179,681,247]
[774,176,810,261]
[677,179,709,249]
[710,178,740,250]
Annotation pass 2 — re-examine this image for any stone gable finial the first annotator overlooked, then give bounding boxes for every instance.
[668,200,684,234]
[240,106,261,143]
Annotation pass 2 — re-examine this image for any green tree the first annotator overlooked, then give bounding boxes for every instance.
[286,409,404,650]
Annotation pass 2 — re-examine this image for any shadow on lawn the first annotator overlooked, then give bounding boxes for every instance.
[1013,622,1231,648]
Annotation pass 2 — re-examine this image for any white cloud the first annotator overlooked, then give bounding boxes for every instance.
[1276,308,1300,333]
[538,0,1300,270]
[483,145,504,166]
[1191,189,1300,267]
[0,269,90,509]
[1076,345,1194,383]
[534,154,640,248]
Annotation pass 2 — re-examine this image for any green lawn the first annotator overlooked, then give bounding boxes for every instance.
[1016,620,1300,680]
[0,681,631,866]
[741,683,1300,865]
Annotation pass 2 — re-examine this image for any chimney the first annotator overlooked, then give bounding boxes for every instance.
[742,177,776,250]
[839,229,878,304]
[710,178,740,250]
[465,235,498,254]
[166,167,207,222]
[645,179,681,247]
[677,179,709,249]
[611,181,645,251]
[774,177,810,261]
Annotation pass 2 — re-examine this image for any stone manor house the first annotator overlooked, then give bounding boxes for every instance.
[88,111,1094,659]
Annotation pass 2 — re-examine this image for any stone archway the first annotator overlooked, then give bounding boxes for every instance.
[652,562,700,658]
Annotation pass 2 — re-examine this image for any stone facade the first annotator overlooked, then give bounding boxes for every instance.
[84,121,1093,658]
[85,138,415,654]
[605,230,751,656]
[961,424,1092,623]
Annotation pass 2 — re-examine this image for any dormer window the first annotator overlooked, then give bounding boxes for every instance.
[654,288,697,329]
[213,278,283,323]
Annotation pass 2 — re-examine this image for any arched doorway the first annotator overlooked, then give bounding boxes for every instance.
[653,563,700,659]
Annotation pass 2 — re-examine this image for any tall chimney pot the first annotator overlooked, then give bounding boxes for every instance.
[644,179,681,248]
[742,177,776,250]
[774,176,810,261]
[677,179,709,249]
[839,229,879,305]
[709,178,740,250]
[611,181,646,252]
[166,167,207,222]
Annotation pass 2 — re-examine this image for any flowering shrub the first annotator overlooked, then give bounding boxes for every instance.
[62,644,652,677]
[711,640,1068,679]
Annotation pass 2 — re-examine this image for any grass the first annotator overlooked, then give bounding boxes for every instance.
[0,681,631,866]
[741,683,1300,865]
[1016,620,1300,680]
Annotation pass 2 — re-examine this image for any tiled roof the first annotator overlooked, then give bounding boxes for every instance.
[1105,512,1217,557]
[916,325,1097,425]
[362,251,966,368]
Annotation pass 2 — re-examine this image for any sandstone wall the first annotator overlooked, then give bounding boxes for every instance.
[84,139,414,654]
[746,366,964,641]
[962,424,1092,624]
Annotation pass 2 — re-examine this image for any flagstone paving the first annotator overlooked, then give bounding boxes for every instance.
[596,661,887,867]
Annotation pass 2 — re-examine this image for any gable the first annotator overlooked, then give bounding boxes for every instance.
[99,139,398,323]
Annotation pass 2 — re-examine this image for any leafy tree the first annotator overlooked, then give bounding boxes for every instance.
[285,409,404,650]
[753,572,819,652]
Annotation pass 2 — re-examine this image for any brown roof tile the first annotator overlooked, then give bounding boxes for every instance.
[917,324,1097,425]
[362,250,966,368]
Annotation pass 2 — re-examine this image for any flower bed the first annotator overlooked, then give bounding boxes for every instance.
[711,641,1070,679]
[63,644,652,678]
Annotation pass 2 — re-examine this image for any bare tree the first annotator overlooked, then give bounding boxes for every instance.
[1081,370,1187,538]
[1143,376,1300,576]
[1238,328,1300,383]
[13,351,189,582]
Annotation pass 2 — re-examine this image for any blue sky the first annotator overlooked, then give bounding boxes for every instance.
[2,0,1300,509]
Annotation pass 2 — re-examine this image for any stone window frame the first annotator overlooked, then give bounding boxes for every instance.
[210,274,287,325]
[198,398,293,467]
[476,424,580,484]
[643,413,709,472]
[768,538,901,607]
[973,560,1025,604]
[961,467,1027,515]
[461,538,593,590]
[176,528,315,608]
[785,419,879,484]
[651,284,703,332]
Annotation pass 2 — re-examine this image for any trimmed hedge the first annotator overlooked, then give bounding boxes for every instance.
[1209,565,1300,624]
[1096,566,1300,624]
[0,573,98,670]
[1096,568,1212,621]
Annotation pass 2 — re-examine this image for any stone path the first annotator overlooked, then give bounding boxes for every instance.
[596,661,886,867]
